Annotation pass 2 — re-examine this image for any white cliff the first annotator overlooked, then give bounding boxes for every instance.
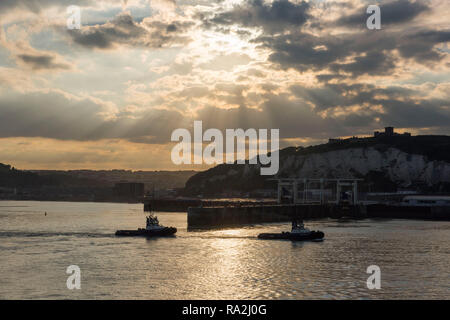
[185,143,450,195]
[277,147,450,187]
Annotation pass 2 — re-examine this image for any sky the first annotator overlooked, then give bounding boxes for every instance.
[0,0,449,170]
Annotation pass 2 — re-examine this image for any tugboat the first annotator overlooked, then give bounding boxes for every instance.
[258,219,324,241]
[115,214,177,237]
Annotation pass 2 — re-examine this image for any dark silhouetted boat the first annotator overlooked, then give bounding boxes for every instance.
[258,220,324,241]
[115,215,177,237]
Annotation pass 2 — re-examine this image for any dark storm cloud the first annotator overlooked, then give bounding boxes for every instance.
[290,83,410,111]
[0,91,111,140]
[257,32,352,72]
[16,53,71,70]
[0,91,186,144]
[1,81,449,146]
[290,82,450,130]
[67,13,192,49]
[256,28,449,78]
[397,30,450,62]
[1,0,449,146]
[337,0,430,28]
[0,85,370,144]
[209,0,430,34]
[208,0,311,33]
[378,99,450,128]
[315,74,347,83]
[328,51,397,78]
[206,0,446,80]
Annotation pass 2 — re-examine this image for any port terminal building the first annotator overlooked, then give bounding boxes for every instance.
[273,178,362,205]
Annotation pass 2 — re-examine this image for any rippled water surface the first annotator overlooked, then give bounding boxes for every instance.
[0,201,449,299]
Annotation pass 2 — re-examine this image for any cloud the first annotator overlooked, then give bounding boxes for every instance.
[16,53,72,70]
[290,82,450,130]
[206,0,447,80]
[337,0,430,28]
[328,51,397,78]
[1,0,450,171]
[0,90,188,144]
[0,0,94,13]
[67,12,193,49]
[208,0,311,33]
[257,27,450,78]
[397,29,450,62]
[0,20,74,72]
[199,53,252,70]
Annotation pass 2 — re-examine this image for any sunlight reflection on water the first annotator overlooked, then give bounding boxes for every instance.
[0,201,449,299]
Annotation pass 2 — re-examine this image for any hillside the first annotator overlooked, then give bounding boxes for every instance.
[30,169,197,190]
[183,135,450,196]
[0,163,48,187]
[0,164,197,201]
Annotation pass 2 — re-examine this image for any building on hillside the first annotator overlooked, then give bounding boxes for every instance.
[328,138,343,144]
[374,127,411,137]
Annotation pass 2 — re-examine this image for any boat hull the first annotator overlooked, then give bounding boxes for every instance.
[115,227,177,237]
[258,230,324,241]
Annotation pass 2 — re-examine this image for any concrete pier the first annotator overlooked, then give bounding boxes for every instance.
[187,204,366,228]
[187,203,449,228]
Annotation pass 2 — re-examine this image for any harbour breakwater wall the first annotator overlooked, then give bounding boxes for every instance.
[187,204,450,228]
[366,204,450,220]
[187,204,365,228]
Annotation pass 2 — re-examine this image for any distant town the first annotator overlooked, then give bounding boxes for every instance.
[0,166,197,203]
[1,127,450,203]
